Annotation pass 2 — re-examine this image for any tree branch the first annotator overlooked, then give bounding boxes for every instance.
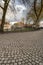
[0,5,4,10]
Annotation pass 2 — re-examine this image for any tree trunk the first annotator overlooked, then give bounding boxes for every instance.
[0,4,9,32]
[0,0,10,33]
[34,0,42,29]
[0,10,6,32]
[35,18,39,28]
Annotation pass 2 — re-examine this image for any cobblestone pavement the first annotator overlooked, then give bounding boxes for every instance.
[0,30,43,65]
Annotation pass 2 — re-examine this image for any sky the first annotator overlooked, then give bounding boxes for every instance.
[0,0,41,24]
[0,0,43,26]
[0,0,28,23]
[7,0,28,22]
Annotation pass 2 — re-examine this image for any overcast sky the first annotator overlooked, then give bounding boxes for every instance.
[0,0,27,22]
[0,0,34,23]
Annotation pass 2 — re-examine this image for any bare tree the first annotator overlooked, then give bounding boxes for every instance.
[0,0,10,32]
[26,0,43,28]
[34,0,43,28]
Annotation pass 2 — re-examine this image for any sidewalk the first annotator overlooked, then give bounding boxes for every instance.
[0,30,43,65]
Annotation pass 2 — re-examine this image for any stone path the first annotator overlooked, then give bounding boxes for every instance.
[0,30,43,65]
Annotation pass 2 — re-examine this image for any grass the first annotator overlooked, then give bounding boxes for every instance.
[12,27,35,32]
[0,27,40,33]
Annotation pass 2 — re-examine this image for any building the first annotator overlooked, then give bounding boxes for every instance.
[14,21,24,28]
[11,21,25,31]
[0,20,11,31]
[39,20,43,28]
[4,22,11,31]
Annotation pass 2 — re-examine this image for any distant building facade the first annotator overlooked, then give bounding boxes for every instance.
[0,20,11,31]
[39,20,43,28]
[4,22,11,31]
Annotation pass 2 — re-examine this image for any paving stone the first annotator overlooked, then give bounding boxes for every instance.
[0,60,3,63]
[2,58,5,61]
[23,57,26,60]
[16,60,18,63]
[14,63,17,65]
[4,60,7,63]
[12,60,15,63]
[29,59,32,62]
[39,63,43,65]
[10,63,13,65]
[2,64,5,65]
[19,59,22,62]
[8,55,11,58]
[0,30,43,65]
[28,62,32,65]
[5,58,9,61]
[35,60,39,64]
[25,59,28,63]
[18,62,21,65]
[22,61,25,64]
[7,60,11,63]
[32,61,35,65]
[25,63,28,65]
[6,64,9,65]
[0,58,2,60]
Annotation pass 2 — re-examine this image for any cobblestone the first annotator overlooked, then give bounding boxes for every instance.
[0,30,43,65]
